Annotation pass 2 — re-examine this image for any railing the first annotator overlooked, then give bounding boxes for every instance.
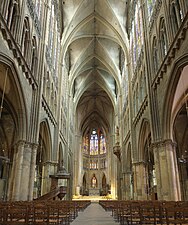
[35,186,67,201]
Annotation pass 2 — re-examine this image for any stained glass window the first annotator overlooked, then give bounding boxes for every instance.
[130,2,143,70]
[89,160,98,169]
[100,133,106,154]
[83,129,107,156]
[90,129,98,155]
[83,135,89,154]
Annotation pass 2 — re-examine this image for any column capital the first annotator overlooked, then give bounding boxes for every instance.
[15,140,26,148]
[132,160,145,166]
[151,139,177,149]
[24,141,33,148]
[32,143,39,149]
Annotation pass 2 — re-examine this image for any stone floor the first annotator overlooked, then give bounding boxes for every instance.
[71,202,119,225]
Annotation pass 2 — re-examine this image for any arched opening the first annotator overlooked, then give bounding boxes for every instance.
[138,120,157,200]
[171,65,188,200]
[34,121,51,199]
[6,0,19,37]
[82,173,88,196]
[143,133,157,200]
[81,127,109,196]
[159,18,168,59]
[101,173,107,196]
[0,104,15,201]
[0,59,27,201]
[31,36,38,79]
[152,36,159,75]
[21,17,30,61]
[173,104,188,200]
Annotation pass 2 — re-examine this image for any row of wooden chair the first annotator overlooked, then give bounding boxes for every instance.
[99,200,188,225]
[0,200,91,225]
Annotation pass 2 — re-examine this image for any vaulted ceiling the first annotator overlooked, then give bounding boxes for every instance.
[61,0,129,135]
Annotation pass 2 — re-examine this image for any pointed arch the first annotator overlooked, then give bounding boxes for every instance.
[31,36,38,79]
[159,18,168,60]
[152,36,159,75]
[38,120,52,162]
[0,54,28,140]
[162,55,188,139]
[138,119,151,161]
[21,17,31,61]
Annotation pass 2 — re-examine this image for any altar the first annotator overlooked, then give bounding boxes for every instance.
[89,188,100,196]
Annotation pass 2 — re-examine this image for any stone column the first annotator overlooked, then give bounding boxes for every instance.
[152,139,181,200]
[132,161,148,200]
[11,141,25,201]
[7,147,17,200]
[28,143,38,200]
[73,135,82,196]
[123,171,133,200]
[19,142,32,200]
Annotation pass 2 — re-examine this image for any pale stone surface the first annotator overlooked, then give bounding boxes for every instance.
[71,202,119,225]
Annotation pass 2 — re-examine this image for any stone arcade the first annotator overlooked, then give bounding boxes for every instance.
[0,0,188,202]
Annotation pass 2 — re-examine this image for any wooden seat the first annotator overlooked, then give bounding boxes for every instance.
[3,205,29,225]
[162,206,188,225]
[140,203,160,225]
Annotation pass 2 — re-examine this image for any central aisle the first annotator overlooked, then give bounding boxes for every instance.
[71,202,119,225]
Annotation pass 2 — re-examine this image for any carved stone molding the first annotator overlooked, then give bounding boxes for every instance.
[42,96,57,127]
[113,144,121,161]
[43,161,58,167]
[151,139,177,149]
[152,13,188,89]
[133,96,148,127]
[14,140,24,147]
[132,161,145,166]
[0,15,38,90]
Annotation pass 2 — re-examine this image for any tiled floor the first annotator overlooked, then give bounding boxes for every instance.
[71,202,119,225]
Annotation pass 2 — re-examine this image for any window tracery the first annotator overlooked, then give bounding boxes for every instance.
[83,129,107,156]
[90,129,98,155]
[31,36,38,76]
[170,1,183,36]
[159,19,168,59]
[21,18,30,61]
[130,1,143,70]
[6,0,19,37]
[152,37,158,74]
